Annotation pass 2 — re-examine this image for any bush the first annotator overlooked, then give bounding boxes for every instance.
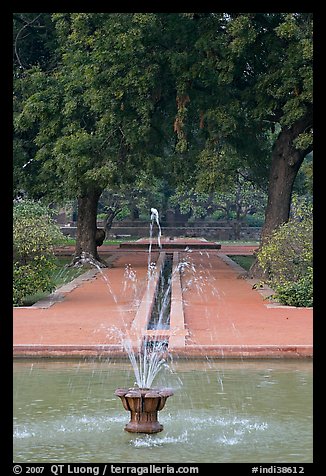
[13,258,56,306]
[257,197,312,307]
[245,213,265,227]
[13,200,67,306]
[272,267,313,307]
[97,213,108,221]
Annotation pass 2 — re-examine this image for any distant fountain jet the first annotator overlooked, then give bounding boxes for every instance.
[150,208,162,249]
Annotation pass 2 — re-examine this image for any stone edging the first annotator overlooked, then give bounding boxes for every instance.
[13,343,313,359]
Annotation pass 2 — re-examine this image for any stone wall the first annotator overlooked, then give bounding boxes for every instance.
[60,220,261,241]
[109,223,261,241]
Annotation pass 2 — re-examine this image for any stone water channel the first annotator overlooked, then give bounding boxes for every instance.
[128,251,188,352]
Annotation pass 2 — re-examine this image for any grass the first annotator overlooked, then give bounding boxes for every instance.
[60,237,259,247]
[218,240,259,246]
[20,257,85,306]
[227,255,256,271]
[61,237,140,246]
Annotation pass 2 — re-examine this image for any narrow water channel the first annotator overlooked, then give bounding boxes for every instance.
[147,253,173,330]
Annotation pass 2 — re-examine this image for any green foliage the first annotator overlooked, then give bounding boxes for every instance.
[13,12,312,257]
[17,257,86,306]
[96,213,108,221]
[13,200,67,306]
[13,257,56,307]
[293,153,313,195]
[97,170,169,222]
[14,13,165,202]
[257,197,312,307]
[229,255,256,271]
[169,171,267,222]
[245,213,265,227]
[272,268,313,307]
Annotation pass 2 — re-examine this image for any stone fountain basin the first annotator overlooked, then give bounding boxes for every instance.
[114,387,174,433]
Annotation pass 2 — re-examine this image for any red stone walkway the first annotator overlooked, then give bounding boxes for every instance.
[13,244,312,359]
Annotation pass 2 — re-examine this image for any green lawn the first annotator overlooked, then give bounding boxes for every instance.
[218,240,259,246]
[62,237,140,246]
[227,255,256,271]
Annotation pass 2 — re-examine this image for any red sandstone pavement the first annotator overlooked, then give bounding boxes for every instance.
[13,241,312,359]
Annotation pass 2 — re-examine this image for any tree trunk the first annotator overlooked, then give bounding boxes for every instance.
[104,207,121,236]
[131,206,139,220]
[249,111,312,278]
[70,188,107,268]
[234,183,242,240]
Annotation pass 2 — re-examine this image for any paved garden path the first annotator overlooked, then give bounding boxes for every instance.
[13,243,312,359]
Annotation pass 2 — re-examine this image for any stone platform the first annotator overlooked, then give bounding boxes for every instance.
[119,237,221,250]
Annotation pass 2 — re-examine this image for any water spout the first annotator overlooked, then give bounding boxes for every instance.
[150,207,162,249]
[114,208,175,432]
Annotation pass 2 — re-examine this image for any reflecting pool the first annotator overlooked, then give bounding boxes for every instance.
[13,359,312,463]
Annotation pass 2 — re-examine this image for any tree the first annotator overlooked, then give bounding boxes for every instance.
[233,13,313,275]
[14,13,313,276]
[13,13,59,200]
[14,13,167,266]
[255,14,312,240]
[165,13,312,275]
[169,169,267,239]
[95,172,168,242]
[221,14,312,239]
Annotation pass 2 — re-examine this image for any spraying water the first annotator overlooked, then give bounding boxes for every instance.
[99,210,200,390]
[150,208,162,247]
[148,208,162,279]
[113,210,176,432]
[85,209,191,390]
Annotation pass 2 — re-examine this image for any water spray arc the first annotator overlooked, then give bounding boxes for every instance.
[115,208,174,433]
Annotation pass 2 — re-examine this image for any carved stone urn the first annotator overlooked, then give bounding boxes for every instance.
[114,387,174,433]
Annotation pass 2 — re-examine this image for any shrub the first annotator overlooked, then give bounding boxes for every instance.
[272,267,313,307]
[13,200,66,306]
[245,213,265,227]
[257,196,312,307]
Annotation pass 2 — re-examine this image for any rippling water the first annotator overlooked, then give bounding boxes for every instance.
[13,359,313,463]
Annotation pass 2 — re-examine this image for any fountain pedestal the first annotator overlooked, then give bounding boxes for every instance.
[114,387,173,433]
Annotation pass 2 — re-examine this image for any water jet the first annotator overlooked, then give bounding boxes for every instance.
[115,209,175,433]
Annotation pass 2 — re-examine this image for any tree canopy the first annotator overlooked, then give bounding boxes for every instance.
[14,13,165,200]
[13,12,313,272]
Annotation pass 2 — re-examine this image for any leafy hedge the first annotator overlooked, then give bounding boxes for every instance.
[257,197,312,307]
[13,200,66,306]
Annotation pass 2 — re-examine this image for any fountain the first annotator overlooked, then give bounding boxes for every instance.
[13,359,313,463]
[114,208,174,433]
[13,210,313,462]
[114,387,173,433]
